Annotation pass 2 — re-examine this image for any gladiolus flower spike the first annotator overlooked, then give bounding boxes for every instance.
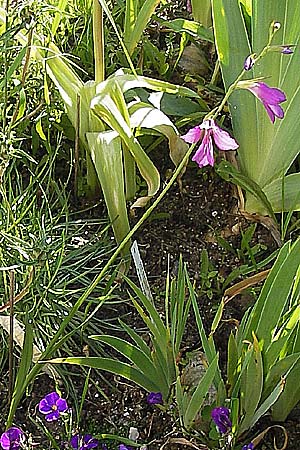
[211,406,232,434]
[181,119,239,169]
[38,391,68,421]
[238,81,286,123]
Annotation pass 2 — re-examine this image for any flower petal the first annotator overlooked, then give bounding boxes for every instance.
[70,435,79,449]
[44,392,60,406]
[181,126,202,143]
[146,392,163,405]
[250,82,286,104]
[211,123,239,150]
[45,410,60,421]
[56,397,68,413]
[192,132,214,168]
[38,398,53,414]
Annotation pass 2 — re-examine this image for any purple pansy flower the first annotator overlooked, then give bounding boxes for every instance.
[38,391,68,421]
[211,406,232,434]
[146,392,163,405]
[242,444,254,450]
[181,119,239,168]
[70,434,99,450]
[0,427,24,450]
[118,446,132,450]
[238,81,286,123]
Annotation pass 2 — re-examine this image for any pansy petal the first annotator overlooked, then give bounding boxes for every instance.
[181,126,202,143]
[44,391,60,405]
[45,410,60,422]
[56,397,68,413]
[70,435,79,449]
[211,124,239,150]
[38,398,53,414]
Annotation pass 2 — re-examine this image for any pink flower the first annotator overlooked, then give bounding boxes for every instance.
[181,119,239,168]
[238,81,286,123]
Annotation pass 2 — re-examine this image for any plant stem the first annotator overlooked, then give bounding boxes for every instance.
[93,0,105,82]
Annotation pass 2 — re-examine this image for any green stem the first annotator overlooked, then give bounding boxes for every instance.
[93,0,105,82]
[6,143,195,427]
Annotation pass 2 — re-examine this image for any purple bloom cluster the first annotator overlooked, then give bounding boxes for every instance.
[70,434,99,449]
[0,428,24,450]
[146,392,163,405]
[211,406,232,434]
[242,443,254,450]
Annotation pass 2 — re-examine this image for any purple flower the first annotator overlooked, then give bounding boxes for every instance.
[0,427,24,450]
[280,45,294,54]
[146,392,163,405]
[187,0,192,13]
[38,391,68,421]
[238,81,286,123]
[70,434,99,450]
[118,446,132,450]
[211,406,232,434]
[269,44,295,54]
[181,119,239,168]
[242,444,254,450]
[244,55,255,71]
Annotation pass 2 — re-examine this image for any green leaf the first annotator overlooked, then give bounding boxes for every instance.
[90,335,167,392]
[263,353,300,400]
[245,238,300,350]
[239,335,264,434]
[51,0,68,37]
[160,18,214,42]
[125,0,160,55]
[7,321,33,427]
[227,332,238,395]
[183,355,218,429]
[216,160,275,219]
[49,357,161,393]
[263,174,300,212]
[271,356,300,421]
[91,82,160,207]
[86,131,131,255]
[191,0,212,28]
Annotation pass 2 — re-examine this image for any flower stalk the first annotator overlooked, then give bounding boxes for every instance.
[93,0,105,82]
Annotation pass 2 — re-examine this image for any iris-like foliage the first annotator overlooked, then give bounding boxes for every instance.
[146,392,163,405]
[182,119,239,168]
[211,406,232,434]
[38,392,68,421]
[70,434,99,449]
[0,428,24,450]
[238,81,286,123]
[212,0,300,214]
